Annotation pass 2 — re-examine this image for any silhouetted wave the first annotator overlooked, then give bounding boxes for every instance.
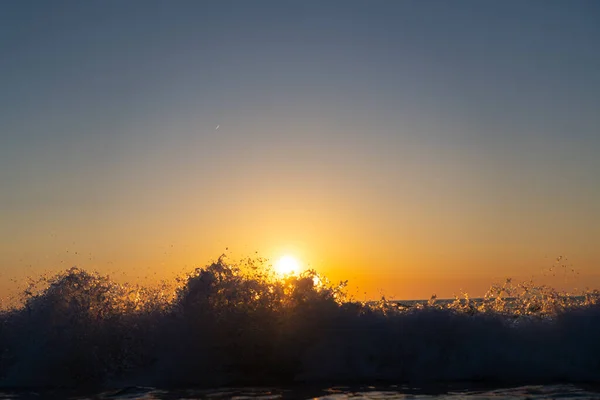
[1,257,599,390]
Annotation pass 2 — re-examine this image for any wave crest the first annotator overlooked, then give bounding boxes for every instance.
[1,257,599,389]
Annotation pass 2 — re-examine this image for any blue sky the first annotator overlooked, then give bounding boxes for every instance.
[1,1,599,297]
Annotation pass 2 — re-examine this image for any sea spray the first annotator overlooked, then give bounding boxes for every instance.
[0,256,599,389]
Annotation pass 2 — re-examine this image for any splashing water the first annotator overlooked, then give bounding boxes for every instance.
[0,256,599,394]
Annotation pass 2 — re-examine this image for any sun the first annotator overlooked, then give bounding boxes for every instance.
[274,255,301,276]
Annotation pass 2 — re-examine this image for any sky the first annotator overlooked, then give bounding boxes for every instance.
[1,1,599,300]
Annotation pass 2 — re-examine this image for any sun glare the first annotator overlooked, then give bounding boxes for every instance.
[275,255,301,276]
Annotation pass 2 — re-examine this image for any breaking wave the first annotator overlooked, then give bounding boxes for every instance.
[1,256,599,390]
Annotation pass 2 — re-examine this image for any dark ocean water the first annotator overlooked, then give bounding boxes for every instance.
[2,384,600,399]
[1,258,599,398]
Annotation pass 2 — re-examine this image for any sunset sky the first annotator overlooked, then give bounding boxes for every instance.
[1,1,599,300]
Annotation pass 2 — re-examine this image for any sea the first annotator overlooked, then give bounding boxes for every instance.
[1,258,599,399]
[2,384,600,399]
